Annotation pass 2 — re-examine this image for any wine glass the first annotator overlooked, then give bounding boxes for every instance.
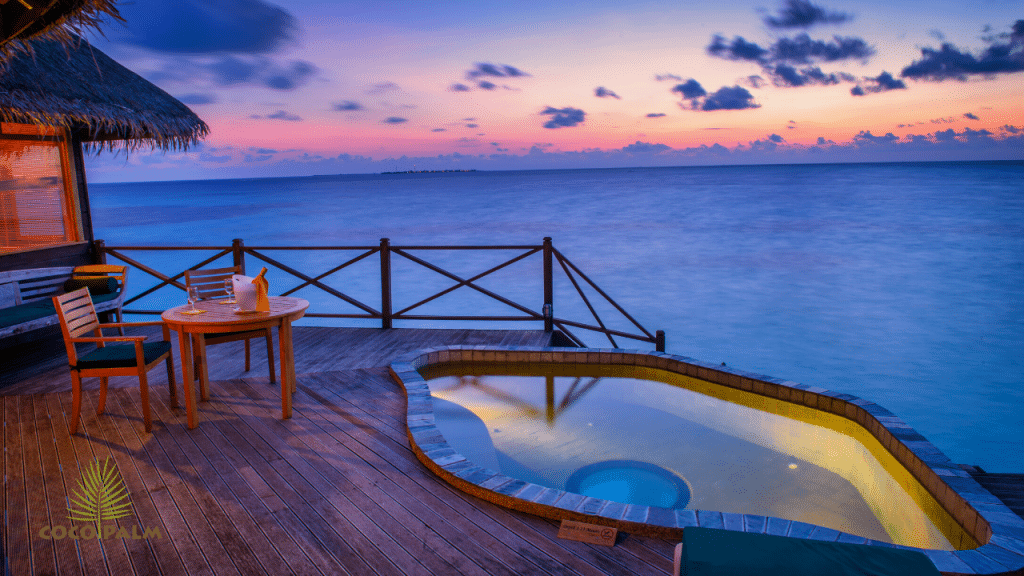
[223,279,235,304]
[187,286,199,313]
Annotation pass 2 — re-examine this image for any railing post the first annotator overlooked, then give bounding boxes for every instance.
[380,238,392,329]
[232,238,245,274]
[656,330,665,352]
[543,237,553,332]
[92,239,106,264]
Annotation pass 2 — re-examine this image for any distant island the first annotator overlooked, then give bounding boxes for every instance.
[380,169,477,174]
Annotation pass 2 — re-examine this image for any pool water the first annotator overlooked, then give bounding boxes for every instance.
[421,363,961,550]
[565,459,692,508]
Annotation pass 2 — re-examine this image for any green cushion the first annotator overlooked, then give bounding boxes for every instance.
[0,300,56,329]
[680,527,939,576]
[91,291,119,306]
[75,341,171,370]
[1,289,119,331]
[64,277,118,295]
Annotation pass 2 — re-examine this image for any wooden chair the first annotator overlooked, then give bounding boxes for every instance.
[184,266,275,382]
[69,264,128,334]
[53,288,177,434]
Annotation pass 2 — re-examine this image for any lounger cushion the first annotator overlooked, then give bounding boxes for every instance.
[90,291,120,306]
[74,341,172,370]
[64,277,118,295]
[678,527,939,576]
[0,300,56,329]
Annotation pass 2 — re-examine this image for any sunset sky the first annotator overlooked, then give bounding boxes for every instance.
[83,0,1023,182]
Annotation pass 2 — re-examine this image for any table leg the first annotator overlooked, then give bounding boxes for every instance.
[175,329,197,429]
[284,321,296,395]
[193,334,210,402]
[278,320,296,419]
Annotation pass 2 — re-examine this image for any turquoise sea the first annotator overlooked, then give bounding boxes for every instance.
[89,161,1024,472]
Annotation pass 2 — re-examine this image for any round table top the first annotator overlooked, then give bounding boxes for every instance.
[162,296,309,331]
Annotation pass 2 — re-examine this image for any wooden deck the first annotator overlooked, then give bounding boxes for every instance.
[966,468,1024,520]
[1,327,677,576]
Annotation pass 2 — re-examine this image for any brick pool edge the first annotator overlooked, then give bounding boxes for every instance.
[389,346,1024,575]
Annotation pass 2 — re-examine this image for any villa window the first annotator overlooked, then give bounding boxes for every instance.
[0,122,82,254]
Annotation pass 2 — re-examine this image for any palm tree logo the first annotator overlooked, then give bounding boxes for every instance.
[67,458,133,536]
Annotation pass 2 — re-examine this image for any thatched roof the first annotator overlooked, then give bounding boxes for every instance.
[0,36,209,150]
[1,0,121,60]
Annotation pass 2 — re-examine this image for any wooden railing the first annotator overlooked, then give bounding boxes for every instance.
[93,238,665,351]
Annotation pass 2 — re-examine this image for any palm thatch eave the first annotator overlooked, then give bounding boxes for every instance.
[0,0,122,61]
[0,37,208,151]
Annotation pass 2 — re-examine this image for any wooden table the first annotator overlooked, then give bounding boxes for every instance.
[162,297,309,429]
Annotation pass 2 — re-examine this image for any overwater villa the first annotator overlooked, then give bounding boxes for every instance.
[2,20,1024,576]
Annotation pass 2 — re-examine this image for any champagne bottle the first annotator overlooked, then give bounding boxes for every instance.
[253,267,270,311]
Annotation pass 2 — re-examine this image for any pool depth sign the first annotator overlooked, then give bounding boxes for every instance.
[557,520,618,546]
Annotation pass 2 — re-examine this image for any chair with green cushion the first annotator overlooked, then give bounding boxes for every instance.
[53,288,177,433]
[184,266,274,388]
[66,264,128,334]
[673,527,940,576]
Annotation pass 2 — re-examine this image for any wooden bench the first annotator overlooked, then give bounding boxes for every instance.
[0,265,127,340]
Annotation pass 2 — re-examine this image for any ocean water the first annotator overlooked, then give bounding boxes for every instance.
[89,161,1024,471]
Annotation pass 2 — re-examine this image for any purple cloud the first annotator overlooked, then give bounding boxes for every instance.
[366,82,401,94]
[108,0,297,54]
[850,71,906,96]
[764,0,851,29]
[901,20,1024,81]
[333,101,364,111]
[672,79,707,99]
[540,106,586,129]
[177,93,216,105]
[467,63,531,78]
[250,110,301,121]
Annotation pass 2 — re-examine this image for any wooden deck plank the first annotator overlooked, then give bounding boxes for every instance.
[36,393,86,576]
[49,390,134,576]
[21,392,58,576]
[201,392,372,576]
[81,389,159,576]
[233,376,529,576]
[293,369,648,576]
[218,378,452,576]
[969,472,1024,518]
[1,326,556,396]
[142,386,322,576]
[111,386,267,576]
[2,327,684,576]
[125,403,244,576]
[5,396,33,576]
[300,368,665,576]
[326,368,676,574]
[293,372,579,576]
[294,370,593,576]
[77,387,187,576]
[82,387,205,576]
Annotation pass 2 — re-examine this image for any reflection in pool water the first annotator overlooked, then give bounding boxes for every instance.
[421,363,962,550]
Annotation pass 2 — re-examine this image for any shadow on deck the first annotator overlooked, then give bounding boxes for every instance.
[2,326,676,576]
